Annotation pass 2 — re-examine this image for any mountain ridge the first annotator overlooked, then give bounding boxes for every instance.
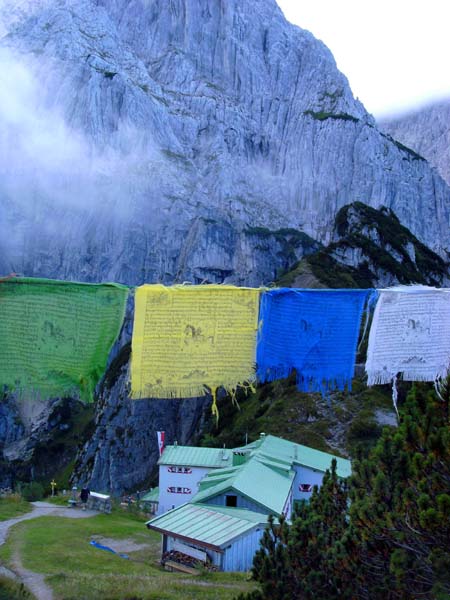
[0,0,449,288]
[380,98,450,186]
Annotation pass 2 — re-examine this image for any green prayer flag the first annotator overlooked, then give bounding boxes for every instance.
[0,278,129,402]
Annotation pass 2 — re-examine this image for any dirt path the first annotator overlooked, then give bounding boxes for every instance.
[0,501,98,600]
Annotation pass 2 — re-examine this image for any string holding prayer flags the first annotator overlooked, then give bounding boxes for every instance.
[130,285,260,417]
[0,278,129,402]
[365,286,450,389]
[257,288,374,394]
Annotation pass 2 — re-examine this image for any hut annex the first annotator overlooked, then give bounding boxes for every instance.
[146,434,351,572]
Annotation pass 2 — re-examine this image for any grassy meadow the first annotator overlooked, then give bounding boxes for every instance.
[0,508,256,600]
[0,496,32,522]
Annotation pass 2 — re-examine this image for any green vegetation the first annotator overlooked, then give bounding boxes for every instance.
[307,252,372,288]
[237,459,349,600]
[0,576,32,600]
[244,226,320,278]
[0,511,255,600]
[239,383,450,599]
[18,483,44,503]
[199,375,395,459]
[0,495,32,522]
[101,343,131,392]
[303,110,359,123]
[274,259,321,288]
[301,202,448,289]
[27,400,95,493]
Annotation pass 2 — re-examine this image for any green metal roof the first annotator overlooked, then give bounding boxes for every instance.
[192,457,295,515]
[158,445,233,468]
[146,503,268,551]
[187,435,350,515]
[156,435,350,532]
[255,435,351,478]
[141,487,159,503]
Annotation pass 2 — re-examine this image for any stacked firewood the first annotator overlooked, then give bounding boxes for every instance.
[162,550,218,571]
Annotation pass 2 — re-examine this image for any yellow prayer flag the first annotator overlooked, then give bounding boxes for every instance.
[130,285,260,414]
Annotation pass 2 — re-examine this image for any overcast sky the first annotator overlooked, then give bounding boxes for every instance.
[277,0,450,119]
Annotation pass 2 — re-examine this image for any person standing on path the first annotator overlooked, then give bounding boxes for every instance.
[80,486,90,511]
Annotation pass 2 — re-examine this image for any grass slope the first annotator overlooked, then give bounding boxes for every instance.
[0,497,32,522]
[199,375,399,459]
[0,510,255,600]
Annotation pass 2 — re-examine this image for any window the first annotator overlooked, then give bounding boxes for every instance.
[226,495,237,507]
[167,486,192,494]
[167,466,192,474]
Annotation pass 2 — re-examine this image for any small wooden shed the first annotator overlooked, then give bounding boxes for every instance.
[147,502,269,572]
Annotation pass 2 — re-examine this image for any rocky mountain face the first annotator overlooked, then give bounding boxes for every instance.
[279,203,450,290]
[0,0,449,290]
[71,203,449,494]
[380,99,450,186]
[1,0,450,493]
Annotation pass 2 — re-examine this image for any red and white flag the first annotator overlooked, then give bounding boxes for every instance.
[157,431,165,456]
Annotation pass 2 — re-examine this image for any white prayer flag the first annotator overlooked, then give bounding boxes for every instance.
[366,286,450,386]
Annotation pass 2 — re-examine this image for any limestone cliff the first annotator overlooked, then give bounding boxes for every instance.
[380,99,450,186]
[0,0,449,290]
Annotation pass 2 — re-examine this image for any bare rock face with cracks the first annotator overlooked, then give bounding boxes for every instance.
[0,0,449,492]
[380,99,450,187]
[0,0,449,286]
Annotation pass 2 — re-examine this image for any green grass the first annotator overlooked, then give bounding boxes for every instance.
[303,110,359,123]
[0,496,32,522]
[43,495,72,507]
[0,575,32,599]
[0,512,256,600]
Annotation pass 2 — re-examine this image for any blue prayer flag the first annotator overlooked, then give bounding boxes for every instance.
[257,289,374,393]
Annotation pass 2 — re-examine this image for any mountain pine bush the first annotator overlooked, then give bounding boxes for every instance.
[239,381,450,600]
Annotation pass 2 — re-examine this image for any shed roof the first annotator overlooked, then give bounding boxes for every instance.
[146,503,268,551]
[141,487,159,503]
[158,445,232,468]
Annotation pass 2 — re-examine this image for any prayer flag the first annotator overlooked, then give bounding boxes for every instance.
[257,288,373,393]
[130,285,260,416]
[366,286,450,385]
[0,278,128,401]
[157,431,165,456]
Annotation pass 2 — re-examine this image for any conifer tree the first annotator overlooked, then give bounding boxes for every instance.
[239,459,351,600]
[240,381,450,600]
[349,382,450,599]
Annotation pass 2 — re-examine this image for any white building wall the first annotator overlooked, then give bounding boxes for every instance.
[157,465,211,515]
[293,465,325,502]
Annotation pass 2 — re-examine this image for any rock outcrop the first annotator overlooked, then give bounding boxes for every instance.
[0,0,449,290]
[380,99,450,186]
[279,203,450,289]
